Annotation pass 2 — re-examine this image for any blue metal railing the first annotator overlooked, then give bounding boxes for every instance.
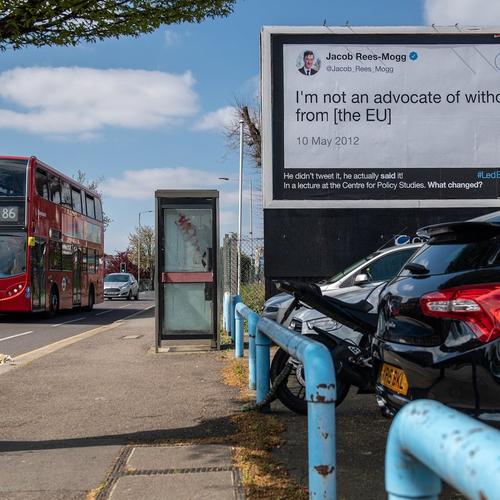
[226,294,337,499]
[225,294,500,500]
[386,399,500,500]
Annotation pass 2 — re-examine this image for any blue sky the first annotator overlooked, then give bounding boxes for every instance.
[0,0,498,253]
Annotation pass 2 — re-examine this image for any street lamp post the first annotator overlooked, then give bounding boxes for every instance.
[138,210,153,290]
[219,177,253,249]
[238,119,244,295]
[248,179,253,264]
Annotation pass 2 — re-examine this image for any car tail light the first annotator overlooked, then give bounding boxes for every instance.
[421,285,500,343]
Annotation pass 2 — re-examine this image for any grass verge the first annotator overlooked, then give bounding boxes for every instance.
[222,356,307,499]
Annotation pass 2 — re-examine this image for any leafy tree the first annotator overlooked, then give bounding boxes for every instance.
[0,0,238,51]
[239,252,253,284]
[128,224,155,287]
[104,250,137,276]
[74,170,113,231]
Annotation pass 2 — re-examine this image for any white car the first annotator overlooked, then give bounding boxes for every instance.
[262,243,422,326]
[104,273,139,300]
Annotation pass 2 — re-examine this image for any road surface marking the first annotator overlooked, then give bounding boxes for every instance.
[51,317,85,327]
[0,331,34,342]
[96,310,113,316]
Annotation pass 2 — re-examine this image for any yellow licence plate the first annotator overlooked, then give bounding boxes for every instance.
[379,363,409,396]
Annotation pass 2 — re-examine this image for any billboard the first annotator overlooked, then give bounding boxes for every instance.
[261,26,500,208]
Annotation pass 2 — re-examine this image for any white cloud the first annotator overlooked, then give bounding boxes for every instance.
[424,0,500,25]
[101,166,228,200]
[193,76,261,133]
[164,29,180,46]
[0,66,199,139]
[242,75,260,98]
[194,106,239,131]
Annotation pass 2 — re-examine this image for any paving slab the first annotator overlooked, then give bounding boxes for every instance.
[126,444,234,470]
[105,444,239,500]
[109,471,236,500]
[0,443,122,497]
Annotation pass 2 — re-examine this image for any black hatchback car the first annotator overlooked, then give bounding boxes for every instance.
[373,211,500,424]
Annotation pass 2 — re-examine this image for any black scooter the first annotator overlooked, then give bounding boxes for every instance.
[270,280,379,415]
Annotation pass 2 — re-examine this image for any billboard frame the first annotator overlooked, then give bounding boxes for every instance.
[261,25,500,210]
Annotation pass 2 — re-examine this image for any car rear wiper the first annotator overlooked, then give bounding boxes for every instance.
[404,263,429,274]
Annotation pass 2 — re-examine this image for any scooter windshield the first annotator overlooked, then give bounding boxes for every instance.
[274,280,377,335]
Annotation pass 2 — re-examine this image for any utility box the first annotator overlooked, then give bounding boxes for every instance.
[155,190,219,350]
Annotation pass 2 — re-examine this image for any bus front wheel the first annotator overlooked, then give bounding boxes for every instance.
[48,287,59,318]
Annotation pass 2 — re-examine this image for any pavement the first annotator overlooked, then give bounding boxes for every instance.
[0,304,247,500]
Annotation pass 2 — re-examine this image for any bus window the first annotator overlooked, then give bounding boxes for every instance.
[35,168,49,200]
[80,190,87,216]
[82,248,88,272]
[88,249,99,273]
[49,175,61,204]
[86,195,95,219]
[95,197,103,222]
[62,243,72,271]
[49,228,61,239]
[87,249,95,273]
[71,187,82,213]
[0,158,27,196]
[61,180,72,208]
[49,240,62,270]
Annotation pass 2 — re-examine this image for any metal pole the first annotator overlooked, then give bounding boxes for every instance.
[257,316,337,497]
[386,399,500,500]
[238,119,244,295]
[249,180,253,278]
[234,294,244,358]
[138,212,141,288]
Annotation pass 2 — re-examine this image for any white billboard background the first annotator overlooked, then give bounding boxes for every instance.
[283,43,500,170]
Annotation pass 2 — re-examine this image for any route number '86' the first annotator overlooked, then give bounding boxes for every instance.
[2,208,17,220]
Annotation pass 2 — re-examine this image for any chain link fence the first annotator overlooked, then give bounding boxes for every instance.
[221,234,265,314]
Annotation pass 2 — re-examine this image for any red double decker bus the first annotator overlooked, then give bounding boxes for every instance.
[0,156,104,316]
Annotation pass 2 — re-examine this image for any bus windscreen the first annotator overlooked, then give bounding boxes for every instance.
[0,159,27,197]
[0,234,27,277]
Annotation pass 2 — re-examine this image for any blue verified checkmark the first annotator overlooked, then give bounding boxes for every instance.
[409,52,418,61]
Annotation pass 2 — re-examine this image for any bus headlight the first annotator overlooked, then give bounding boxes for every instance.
[6,283,25,297]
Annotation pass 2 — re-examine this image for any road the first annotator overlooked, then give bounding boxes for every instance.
[0,291,155,358]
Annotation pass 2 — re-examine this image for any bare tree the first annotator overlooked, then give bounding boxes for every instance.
[222,96,263,232]
[223,96,262,169]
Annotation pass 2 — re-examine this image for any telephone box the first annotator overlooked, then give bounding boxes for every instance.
[155,190,219,350]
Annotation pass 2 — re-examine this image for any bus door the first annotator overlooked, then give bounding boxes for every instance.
[73,245,82,305]
[30,238,47,312]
